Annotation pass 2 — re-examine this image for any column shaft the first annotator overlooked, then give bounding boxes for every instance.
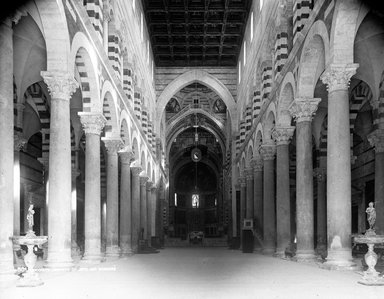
[315,166,327,254]
[253,162,263,237]
[119,150,134,256]
[295,120,315,260]
[239,178,246,230]
[140,177,148,240]
[0,19,14,273]
[374,152,384,234]
[276,143,291,256]
[131,167,141,253]
[263,159,275,254]
[104,139,122,258]
[245,171,253,219]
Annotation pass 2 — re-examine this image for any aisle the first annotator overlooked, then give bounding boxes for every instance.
[1,248,382,299]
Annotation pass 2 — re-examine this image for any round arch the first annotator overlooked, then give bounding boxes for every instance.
[101,80,119,136]
[297,20,329,98]
[277,72,296,126]
[156,69,237,133]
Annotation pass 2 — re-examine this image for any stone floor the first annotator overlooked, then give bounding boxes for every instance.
[1,247,383,299]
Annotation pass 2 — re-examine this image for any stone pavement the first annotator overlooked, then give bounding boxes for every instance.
[1,247,383,299]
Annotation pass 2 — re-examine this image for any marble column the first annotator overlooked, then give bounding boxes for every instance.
[140,175,149,241]
[252,158,263,250]
[71,167,81,258]
[102,137,123,258]
[146,181,153,244]
[272,126,295,257]
[289,98,320,261]
[245,169,254,219]
[131,165,142,253]
[239,177,246,231]
[41,71,78,269]
[0,18,15,275]
[158,185,165,246]
[78,112,106,263]
[151,186,158,242]
[118,149,134,256]
[314,166,327,255]
[320,63,358,269]
[14,135,27,236]
[367,129,384,234]
[260,143,276,254]
[357,183,366,234]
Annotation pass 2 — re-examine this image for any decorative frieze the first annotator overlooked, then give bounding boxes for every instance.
[78,112,106,136]
[289,98,321,123]
[41,71,79,100]
[320,63,359,92]
[272,126,295,145]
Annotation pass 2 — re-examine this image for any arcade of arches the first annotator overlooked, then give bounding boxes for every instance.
[1,0,384,283]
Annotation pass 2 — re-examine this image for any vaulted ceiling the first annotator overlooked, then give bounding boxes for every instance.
[142,0,252,67]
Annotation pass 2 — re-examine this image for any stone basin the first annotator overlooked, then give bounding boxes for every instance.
[12,235,48,247]
[354,235,384,245]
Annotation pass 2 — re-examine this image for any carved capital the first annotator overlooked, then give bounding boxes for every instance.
[78,112,106,135]
[313,168,326,182]
[370,98,380,111]
[14,134,27,151]
[320,63,358,92]
[244,168,253,180]
[259,143,276,161]
[252,158,263,172]
[140,175,149,186]
[368,129,384,153]
[238,176,246,187]
[102,137,123,154]
[146,181,153,190]
[131,166,142,176]
[272,126,295,145]
[289,98,321,123]
[118,147,135,165]
[41,71,79,100]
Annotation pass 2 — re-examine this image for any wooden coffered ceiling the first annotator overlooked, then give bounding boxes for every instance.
[142,0,252,67]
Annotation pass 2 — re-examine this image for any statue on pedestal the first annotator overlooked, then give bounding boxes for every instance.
[366,202,376,234]
[26,204,35,231]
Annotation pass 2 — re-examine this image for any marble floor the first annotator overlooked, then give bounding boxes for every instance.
[1,247,383,299]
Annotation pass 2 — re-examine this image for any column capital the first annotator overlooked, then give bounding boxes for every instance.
[272,126,295,145]
[320,63,359,92]
[146,181,153,190]
[259,143,276,161]
[131,166,142,176]
[14,134,27,151]
[251,158,263,172]
[78,112,106,135]
[238,176,246,187]
[367,129,384,153]
[118,147,135,165]
[151,186,158,192]
[140,175,149,186]
[102,137,123,154]
[244,168,254,180]
[313,168,326,182]
[289,98,321,123]
[41,71,79,100]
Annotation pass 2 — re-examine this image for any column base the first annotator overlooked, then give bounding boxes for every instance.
[80,252,105,264]
[320,249,358,271]
[44,258,74,270]
[274,250,288,259]
[262,247,276,255]
[105,246,120,260]
[293,250,317,263]
[120,250,134,258]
